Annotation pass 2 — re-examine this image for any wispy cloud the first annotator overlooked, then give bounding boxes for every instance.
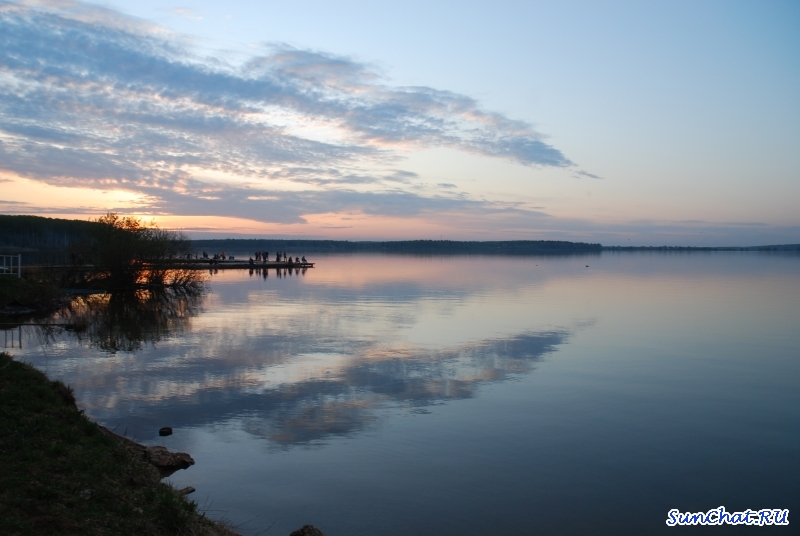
[0,0,572,225]
[573,170,604,180]
[149,185,507,224]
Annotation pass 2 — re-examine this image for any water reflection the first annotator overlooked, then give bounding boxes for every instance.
[38,309,569,446]
[16,253,612,451]
[9,252,799,536]
[22,259,575,446]
[246,267,307,278]
[39,287,205,353]
[224,332,568,446]
[243,330,569,445]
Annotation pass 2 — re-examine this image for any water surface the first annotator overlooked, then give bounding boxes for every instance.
[7,252,800,534]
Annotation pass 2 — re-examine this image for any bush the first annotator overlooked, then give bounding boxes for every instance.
[69,214,197,290]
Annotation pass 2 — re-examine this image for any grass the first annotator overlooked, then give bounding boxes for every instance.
[0,275,64,309]
[0,352,238,536]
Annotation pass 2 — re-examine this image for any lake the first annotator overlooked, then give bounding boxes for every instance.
[6,252,800,534]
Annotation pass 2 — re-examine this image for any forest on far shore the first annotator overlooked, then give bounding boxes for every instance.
[2,215,798,255]
[0,215,99,250]
[191,238,603,255]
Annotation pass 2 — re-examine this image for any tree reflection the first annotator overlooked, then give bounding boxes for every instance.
[41,287,205,353]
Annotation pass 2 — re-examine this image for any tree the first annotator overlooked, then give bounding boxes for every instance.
[72,213,196,289]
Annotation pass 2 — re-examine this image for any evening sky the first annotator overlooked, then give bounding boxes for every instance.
[1,0,798,245]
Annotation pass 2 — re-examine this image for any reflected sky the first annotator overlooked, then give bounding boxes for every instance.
[18,255,582,445]
[6,252,800,535]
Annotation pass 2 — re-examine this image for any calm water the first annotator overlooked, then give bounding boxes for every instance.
[7,252,800,534]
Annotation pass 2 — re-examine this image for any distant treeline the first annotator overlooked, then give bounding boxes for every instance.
[3,216,797,256]
[0,215,102,264]
[191,239,603,255]
[0,215,99,250]
[603,245,800,252]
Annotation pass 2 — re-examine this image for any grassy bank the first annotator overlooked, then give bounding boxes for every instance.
[0,352,238,536]
[0,275,65,311]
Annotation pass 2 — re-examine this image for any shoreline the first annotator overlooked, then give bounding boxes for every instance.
[0,352,328,536]
[21,260,316,271]
[0,352,241,536]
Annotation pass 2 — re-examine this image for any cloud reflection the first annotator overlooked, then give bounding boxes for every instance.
[244,331,568,445]
[32,278,569,446]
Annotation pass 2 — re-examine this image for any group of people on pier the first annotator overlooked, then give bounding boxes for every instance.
[195,250,309,265]
[201,251,234,261]
[249,251,307,265]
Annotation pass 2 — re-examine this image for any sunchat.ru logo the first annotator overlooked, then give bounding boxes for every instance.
[666,507,789,526]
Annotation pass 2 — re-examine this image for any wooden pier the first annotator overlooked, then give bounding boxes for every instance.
[26,260,315,271]
[178,260,314,270]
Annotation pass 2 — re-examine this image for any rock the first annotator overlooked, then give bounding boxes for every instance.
[177,486,196,496]
[146,446,195,477]
[159,427,173,436]
[289,525,326,536]
[97,425,195,477]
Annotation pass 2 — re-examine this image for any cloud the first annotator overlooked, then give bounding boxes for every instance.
[0,0,572,225]
[573,170,604,180]
[147,184,510,224]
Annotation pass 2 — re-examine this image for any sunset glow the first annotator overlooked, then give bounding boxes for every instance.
[1,0,798,245]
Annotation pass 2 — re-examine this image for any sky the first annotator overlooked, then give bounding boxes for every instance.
[1,0,798,245]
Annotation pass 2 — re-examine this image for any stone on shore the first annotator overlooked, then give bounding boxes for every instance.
[146,446,195,476]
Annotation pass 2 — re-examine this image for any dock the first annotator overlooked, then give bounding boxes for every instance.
[26,260,315,271]
[181,260,314,270]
